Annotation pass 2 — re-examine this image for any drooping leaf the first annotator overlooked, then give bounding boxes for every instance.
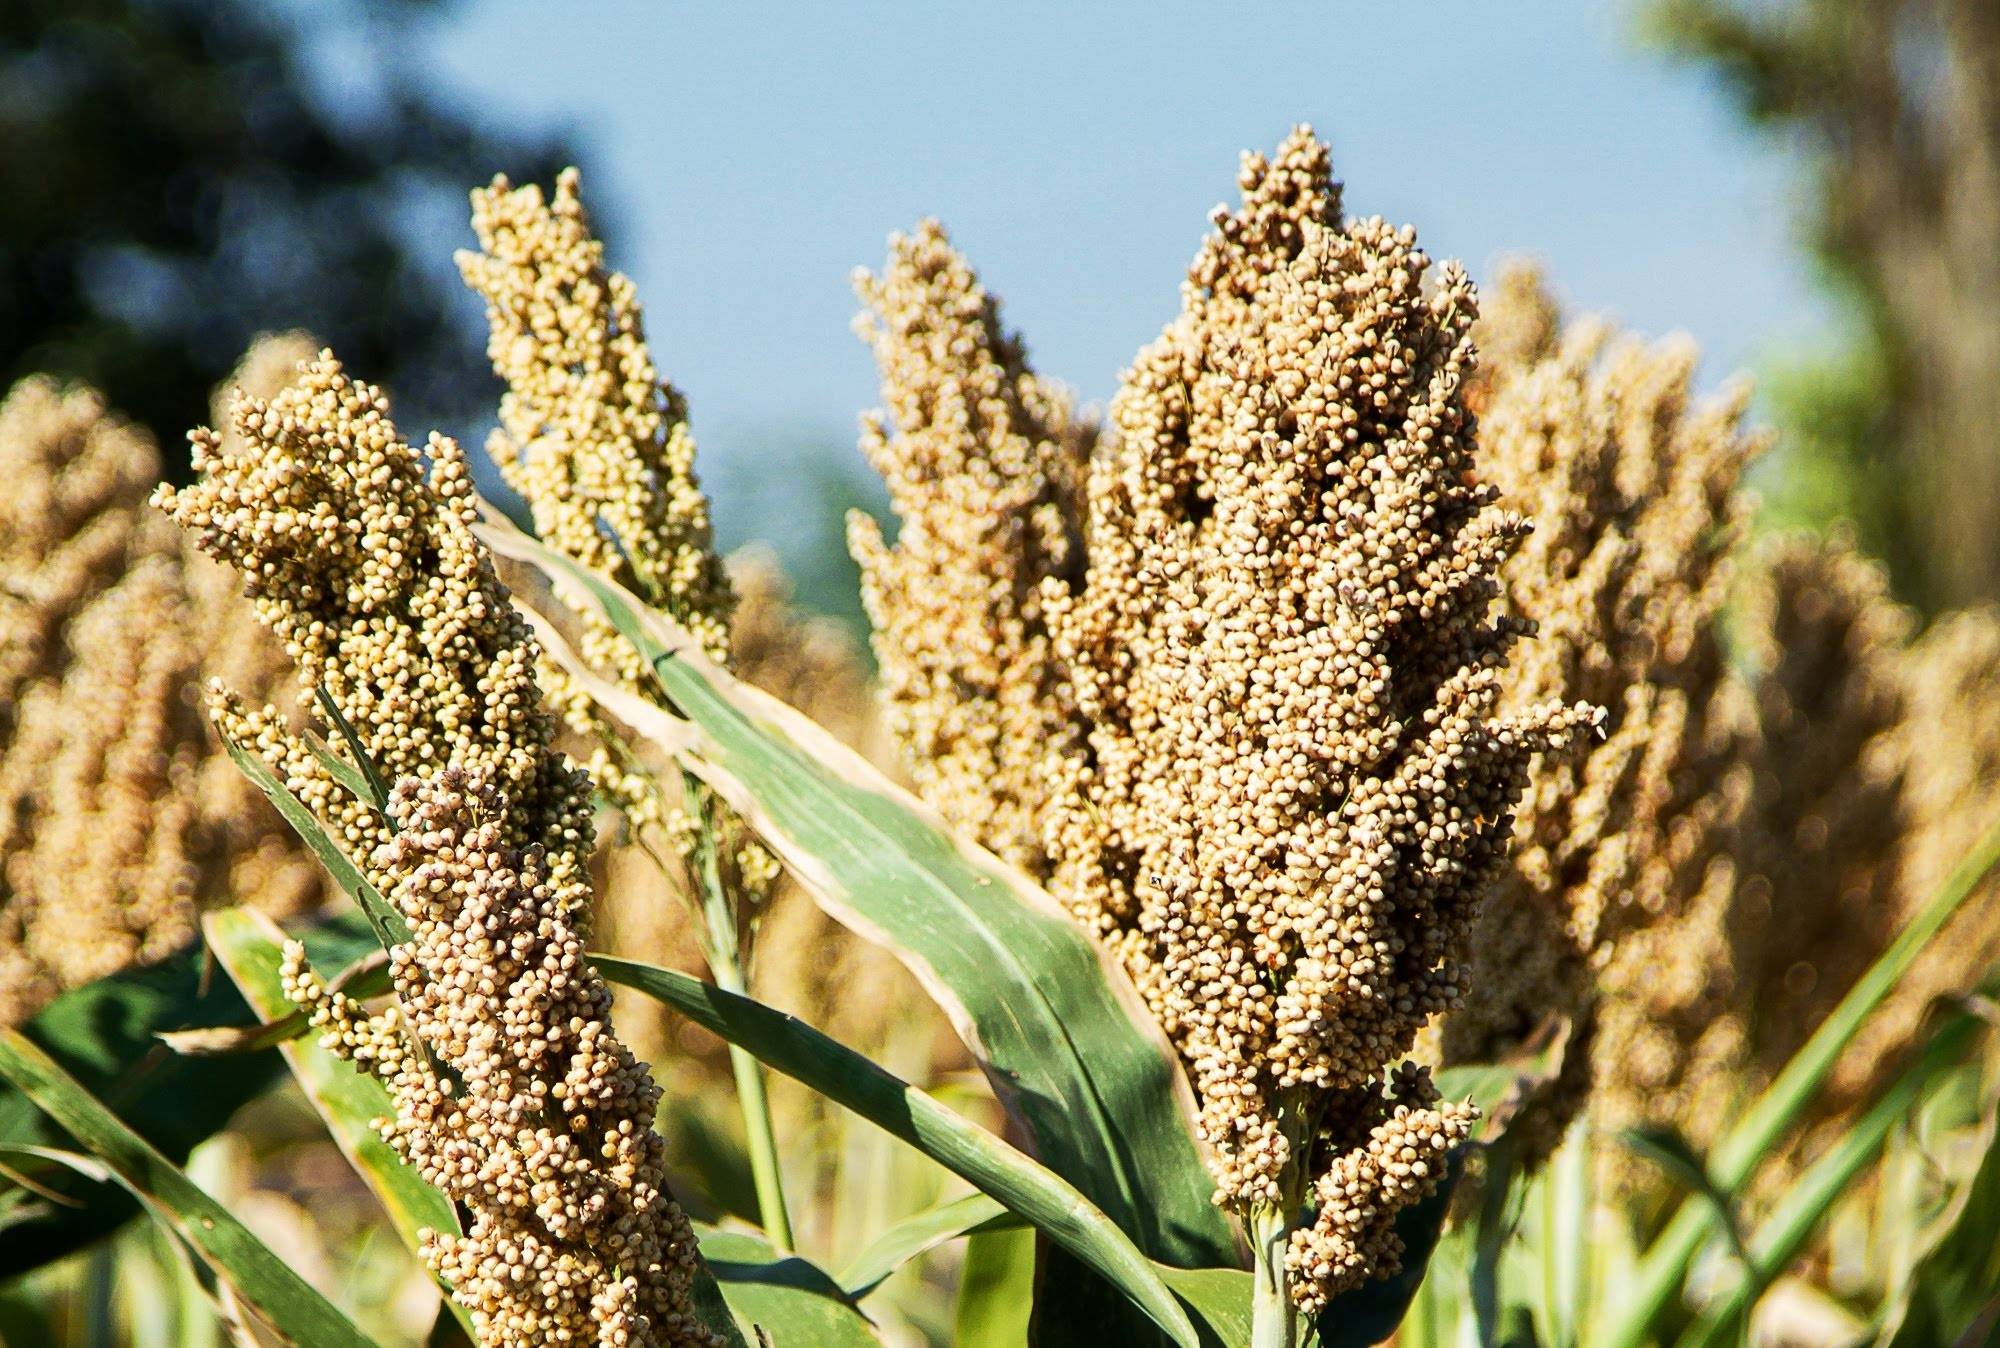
[0,913,379,1274]
[1152,1266,1251,1348]
[697,1225,882,1346]
[478,513,1233,1274]
[594,952,1201,1348]
[1676,1005,1990,1348]
[1880,1059,2000,1347]
[0,1030,376,1347]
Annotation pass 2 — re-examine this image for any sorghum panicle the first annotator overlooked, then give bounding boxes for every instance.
[293,770,716,1348]
[0,373,316,1028]
[1042,128,1596,1310]
[456,170,775,905]
[159,353,714,1345]
[849,219,1094,877]
[1435,267,1765,1158]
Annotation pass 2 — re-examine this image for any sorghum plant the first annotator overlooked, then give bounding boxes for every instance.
[854,128,1598,1328]
[156,356,713,1346]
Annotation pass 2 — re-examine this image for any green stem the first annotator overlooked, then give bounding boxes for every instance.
[1250,1205,1299,1348]
[684,772,795,1251]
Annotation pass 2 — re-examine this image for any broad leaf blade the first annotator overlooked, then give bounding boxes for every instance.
[479,514,1233,1271]
[959,1226,1038,1348]
[697,1226,882,1345]
[594,953,1201,1348]
[0,915,378,1274]
[0,1029,375,1348]
[839,1192,1019,1299]
[200,907,475,1338]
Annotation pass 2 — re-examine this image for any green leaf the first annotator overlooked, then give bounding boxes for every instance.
[0,1029,376,1347]
[1536,1121,1590,1348]
[199,907,476,1339]
[1153,1266,1250,1348]
[839,1192,1020,1299]
[0,914,379,1274]
[959,1226,1038,1348]
[478,514,1233,1274]
[1600,812,2000,1348]
[697,1225,882,1345]
[594,952,1202,1348]
[221,736,411,952]
[314,684,393,815]
[1615,1126,1753,1267]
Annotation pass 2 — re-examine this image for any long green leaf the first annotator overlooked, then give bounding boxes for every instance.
[0,1029,375,1347]
[222,737,410,951]
[593,952,1202,1348]
[199,907,476,1339]
[1600,812,2000,1348]
[479,513,1233,1275]
[697,1226,882,1345]
[838,1193,1019,1299]
[0,915,378,1274]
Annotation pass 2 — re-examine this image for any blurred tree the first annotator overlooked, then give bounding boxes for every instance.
[0,0,580,475]
[1652,0,2000,611]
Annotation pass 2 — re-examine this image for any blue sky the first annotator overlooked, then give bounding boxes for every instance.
[377,1,1828,551]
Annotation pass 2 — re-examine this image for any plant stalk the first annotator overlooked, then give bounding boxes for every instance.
[1250,1204,1299,1348]
[683,771,795,1251]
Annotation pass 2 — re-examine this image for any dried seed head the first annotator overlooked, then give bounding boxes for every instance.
[1432,271,1765,1159]
[0,375,317,1028]
[1050,128,1592,1307]
[457,168,774,904]
[849,218,1093,876]
[458,168,731,659]
[161,352,716,1344]
[301,771,720,1348]
[155,352,596,927]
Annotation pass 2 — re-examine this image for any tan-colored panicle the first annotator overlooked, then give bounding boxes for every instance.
[1854,604,2000,1095]
[456,167,748,865]
[1039,127,1596,1312]
[458,169,731,657]
[0,374,318,1029]
[848,218,1094,878]
[155,353,597,926]
[291,772,718,1348]
[1437,269,1765,1159]
[161,352,716,1345]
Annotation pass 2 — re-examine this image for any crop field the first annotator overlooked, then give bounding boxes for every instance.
[3,4,1999,1346]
